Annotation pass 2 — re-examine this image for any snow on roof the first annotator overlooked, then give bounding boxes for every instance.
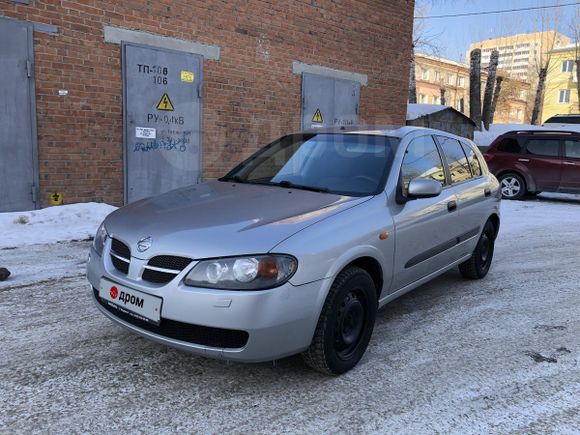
[0,202,117,249]
[407,104,449,121]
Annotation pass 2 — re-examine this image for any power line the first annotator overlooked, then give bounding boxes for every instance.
[415,1,580,19]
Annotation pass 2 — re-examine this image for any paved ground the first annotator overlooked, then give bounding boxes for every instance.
[1,196,580,434]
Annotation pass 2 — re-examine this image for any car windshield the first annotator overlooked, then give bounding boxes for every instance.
[220,133,398,196]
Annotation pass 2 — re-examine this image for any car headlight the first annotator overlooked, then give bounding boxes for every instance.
[184,255,297,290]
[93,223,108,256]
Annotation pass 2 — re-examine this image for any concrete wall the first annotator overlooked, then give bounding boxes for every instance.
[0,0,414,206]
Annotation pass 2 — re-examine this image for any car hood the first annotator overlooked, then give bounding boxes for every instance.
[105,180,370,259]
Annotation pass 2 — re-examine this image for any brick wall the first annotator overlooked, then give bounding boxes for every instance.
[0,0,414,207]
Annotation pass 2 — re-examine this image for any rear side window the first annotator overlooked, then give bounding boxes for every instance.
[525,139,560,157]
[564,140,580,158]
[437,136,472,184]
[400,136,446,195]
[496,137,522,153]
[460,142,482,177]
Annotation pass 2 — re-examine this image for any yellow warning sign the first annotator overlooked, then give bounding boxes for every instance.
[50,192,63,206]
[312,108,324,124]
[156,93,175,111]
[180,70,194,83]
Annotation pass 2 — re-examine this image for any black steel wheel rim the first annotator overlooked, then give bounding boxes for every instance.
[334,290,367,360]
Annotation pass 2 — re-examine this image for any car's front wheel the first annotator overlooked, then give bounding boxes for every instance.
[499,173,526,200]
[302,266,377,375]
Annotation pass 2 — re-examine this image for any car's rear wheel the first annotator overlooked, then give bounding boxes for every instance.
[302,266,377,375]
[459,220,496,279]
[499,173,526,200]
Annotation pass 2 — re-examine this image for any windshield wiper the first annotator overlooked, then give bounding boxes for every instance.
[219,175,246,183]
[273,180,329,193]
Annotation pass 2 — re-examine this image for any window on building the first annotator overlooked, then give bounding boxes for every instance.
[434,71,441,82]
[419,94,428,104]
[559,89,571,104]
[400,136,446,195]
[458,76,465,87]
[433,95,441,104]
[562,60,574,73]
[437,136,472,183]
[421,68,429,80]
[446,73,455,85]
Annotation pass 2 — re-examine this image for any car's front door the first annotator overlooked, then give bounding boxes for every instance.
[560,138,580,192]
[522,137,562,192]
[391,135,461,291]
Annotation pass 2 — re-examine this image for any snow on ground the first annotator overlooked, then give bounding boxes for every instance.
[1,194,580,433]
[0,202,117,249]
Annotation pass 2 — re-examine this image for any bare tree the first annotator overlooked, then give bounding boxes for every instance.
[530,11,563,124]
[490,76,504,124]
[469,49,482,129]
[482,50,499,130]
[440,87,446,105]
[409,2,441,103]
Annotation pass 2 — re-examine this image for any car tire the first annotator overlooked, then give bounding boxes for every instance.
[499,173,526,200]
[459,220,496,279]
[302,266,377,375]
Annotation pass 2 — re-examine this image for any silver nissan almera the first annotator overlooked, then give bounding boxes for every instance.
[87,126,501,374]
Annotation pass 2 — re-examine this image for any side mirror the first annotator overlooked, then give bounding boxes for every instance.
[407,178,443,199]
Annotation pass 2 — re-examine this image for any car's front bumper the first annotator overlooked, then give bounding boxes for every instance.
[87,246,328,362]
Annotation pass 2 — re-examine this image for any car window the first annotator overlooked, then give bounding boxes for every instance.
[400,135,446,195]
[460,142,482,177]
[525,139,560,157]
[564,140,580,158]
[222,133,398,197]
[496,137,522,153]
[437,136,472,183]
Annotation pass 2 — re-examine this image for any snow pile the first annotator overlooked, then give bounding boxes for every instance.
[407,104,448,121]
[1,203,117,249]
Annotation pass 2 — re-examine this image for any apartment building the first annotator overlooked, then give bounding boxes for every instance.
[414,53,530,124]
[468,31,571,81]
[541,44,580,123]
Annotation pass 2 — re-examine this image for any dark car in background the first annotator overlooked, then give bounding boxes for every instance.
[484,130,580,199]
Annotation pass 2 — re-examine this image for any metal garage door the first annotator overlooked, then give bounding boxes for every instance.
[301,73,360,129]
[123,43,202,203]
[0,18,38,212]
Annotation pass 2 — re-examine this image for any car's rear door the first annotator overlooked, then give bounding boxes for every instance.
[436,136,489,257]
[391,135,461,291]
[521,136,562,192]
[560,138,580,192]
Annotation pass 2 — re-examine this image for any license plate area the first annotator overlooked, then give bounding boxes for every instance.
[99,279,162,325]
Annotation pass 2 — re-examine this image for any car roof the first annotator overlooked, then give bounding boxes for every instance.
[498,129,580,137]
[298,125,452,139]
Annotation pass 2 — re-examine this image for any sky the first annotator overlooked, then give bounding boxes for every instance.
[416,0,579,62]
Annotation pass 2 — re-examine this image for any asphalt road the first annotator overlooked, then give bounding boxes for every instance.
[1,197,580,434]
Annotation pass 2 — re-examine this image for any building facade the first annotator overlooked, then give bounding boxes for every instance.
[541,44,580,123]
[414,53,530,124]
[0,0,414,211]
[467,31,571,81]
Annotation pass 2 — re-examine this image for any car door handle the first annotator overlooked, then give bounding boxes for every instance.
[563,161,576,166]
[484,188,491,197]
[518,158,530,162]
[447,200,457,212]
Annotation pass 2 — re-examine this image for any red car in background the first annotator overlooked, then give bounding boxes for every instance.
[483,130,580,199]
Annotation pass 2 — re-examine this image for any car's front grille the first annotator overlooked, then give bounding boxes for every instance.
[93,288,249,348]
[141,255,193,284]
[110,238,130,275]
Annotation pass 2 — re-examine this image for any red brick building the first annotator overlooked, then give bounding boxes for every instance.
[0,0,414,210]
